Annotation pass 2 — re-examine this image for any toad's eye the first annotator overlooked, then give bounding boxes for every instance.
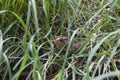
[59,38,64,42]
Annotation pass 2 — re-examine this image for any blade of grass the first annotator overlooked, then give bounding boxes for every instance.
[32,42,43,80]
[3,21,17,35]
[43,0,50,33]
[0,30,3,63]
[12,59,33,80]
[31,0,40,35]
[85,29,120,79]
[93,71,120,80]
[0,10,30,47]
[26,0,31,26]
[61,28,80,80]
[3,53,12,80]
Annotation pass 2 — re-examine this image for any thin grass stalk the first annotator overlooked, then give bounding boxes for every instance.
[0,30,3,62]
[43,0,50,33]
[61,28,80,80]
[31,0,40,36]
[32,42,43,80]
[26,0,31,26]
[3,54,12,80]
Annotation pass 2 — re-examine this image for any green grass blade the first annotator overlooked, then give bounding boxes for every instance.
[93,71,120,80]
[61,28,80,80]
[3,53,12,80]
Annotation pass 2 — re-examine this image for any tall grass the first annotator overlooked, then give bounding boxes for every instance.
[0,0,120,80]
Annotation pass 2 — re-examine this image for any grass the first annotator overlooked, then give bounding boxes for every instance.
[0,0,120,80]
